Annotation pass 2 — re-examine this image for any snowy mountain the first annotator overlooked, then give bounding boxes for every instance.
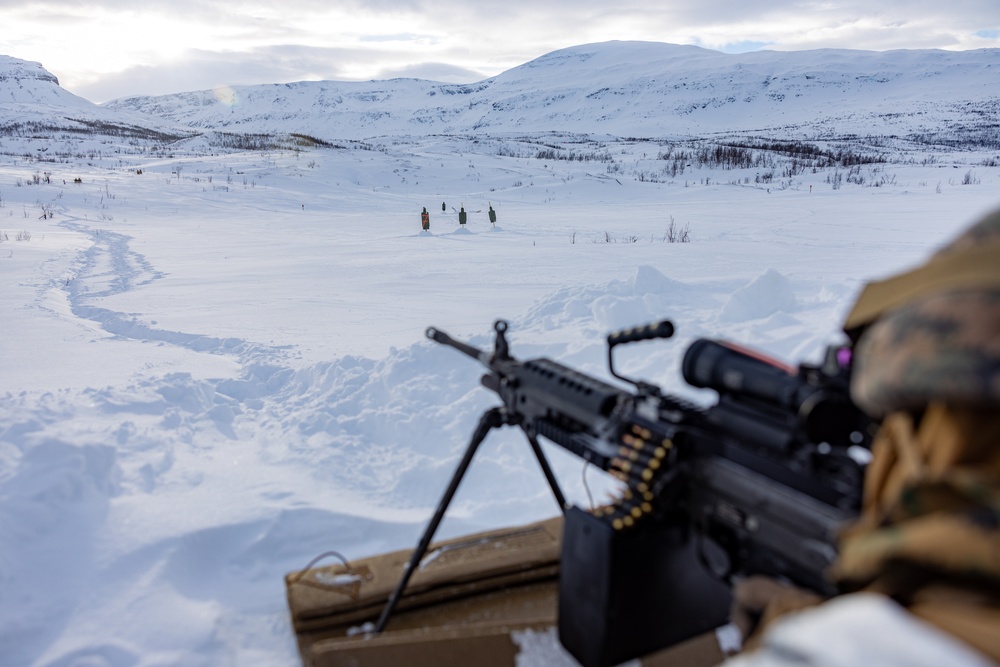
[0,55,192,143]
[2,42,999,148]
[101,41,1000,143]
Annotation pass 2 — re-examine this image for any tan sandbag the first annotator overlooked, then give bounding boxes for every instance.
[307,615,725,667]
[286,516,563,665]
[286,513,726,667]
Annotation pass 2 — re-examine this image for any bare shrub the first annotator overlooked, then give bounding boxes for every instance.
[664,216,691,243]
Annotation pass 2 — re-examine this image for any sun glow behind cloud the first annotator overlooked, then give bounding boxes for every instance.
[6,6,272,89]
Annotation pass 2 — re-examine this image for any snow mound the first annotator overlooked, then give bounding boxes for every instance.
[720,269,798,323]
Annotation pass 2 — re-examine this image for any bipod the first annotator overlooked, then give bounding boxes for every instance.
[373,406,568,633]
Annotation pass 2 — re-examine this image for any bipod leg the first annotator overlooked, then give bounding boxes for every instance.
[374,407,507,633]
[525,430,567,513]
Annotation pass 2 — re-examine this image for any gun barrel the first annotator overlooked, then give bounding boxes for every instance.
[426,326,488,363]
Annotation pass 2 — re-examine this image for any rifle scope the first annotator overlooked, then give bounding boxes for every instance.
[682,339,797,406]
[682,339,863,448]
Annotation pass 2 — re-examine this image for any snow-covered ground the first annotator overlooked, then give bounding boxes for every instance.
[1,134,998,667]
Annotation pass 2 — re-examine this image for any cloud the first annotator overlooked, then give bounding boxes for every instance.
[4,0,999,101]
[359,33,435,43]
[73,43,487,102]
[76,46,359,102]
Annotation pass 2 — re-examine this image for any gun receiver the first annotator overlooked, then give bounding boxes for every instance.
[380,320,874,667]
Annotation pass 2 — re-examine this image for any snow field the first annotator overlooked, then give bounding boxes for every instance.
[1,136,998,666]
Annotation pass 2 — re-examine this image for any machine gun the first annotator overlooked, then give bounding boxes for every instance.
[374,320,874,667]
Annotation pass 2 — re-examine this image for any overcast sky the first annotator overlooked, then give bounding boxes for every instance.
[3,0,998,103]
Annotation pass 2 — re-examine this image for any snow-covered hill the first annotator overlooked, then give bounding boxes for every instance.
[102,41,1000,142]
[3,42,998,148]
[0,55,192,143]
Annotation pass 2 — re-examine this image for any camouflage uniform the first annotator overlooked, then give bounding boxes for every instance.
[833,209,1000,662]
[728,209,1000,666]
[846,208,1000,416]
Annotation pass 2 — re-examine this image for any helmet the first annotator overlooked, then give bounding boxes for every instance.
[844,208,1000,416]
